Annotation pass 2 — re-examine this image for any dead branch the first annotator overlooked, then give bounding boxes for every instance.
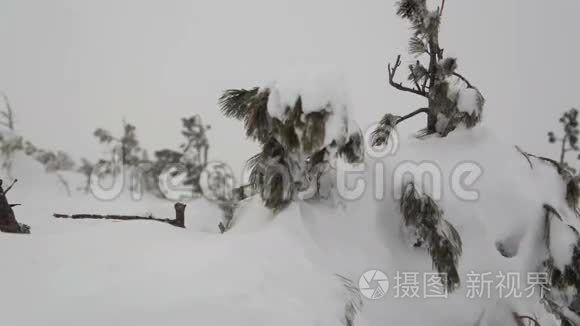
[54,202,186,228]
[388,55,428,98]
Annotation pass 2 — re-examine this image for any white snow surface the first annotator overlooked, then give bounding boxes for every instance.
[265,66,349,119]
[549,215,578,271]
[265,67,353,148]
[457,88,482,115]
[1,127,577,326]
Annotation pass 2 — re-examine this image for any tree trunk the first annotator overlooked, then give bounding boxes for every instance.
[0,180,29,234]
[426,27,442,134]
[172,202,186,228]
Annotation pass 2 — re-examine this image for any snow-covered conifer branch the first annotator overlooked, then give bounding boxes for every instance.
[399,182,462,292]
[541,203,580,321]
[336,275,363,326]
[219,73,363,212]
[372,108,429,146]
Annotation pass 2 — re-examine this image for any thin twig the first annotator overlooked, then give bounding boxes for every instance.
[515,146,534,169]
[5,179,17,194]
[515,147,562,173]
[388,55,428,98]
[453,72,474,89]
[544,203,562,222]
[439,0,446,17]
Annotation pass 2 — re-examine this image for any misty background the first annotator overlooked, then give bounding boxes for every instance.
[0,0,578,176]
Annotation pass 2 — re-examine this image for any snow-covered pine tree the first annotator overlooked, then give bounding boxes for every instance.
[94,120,143,167]
[372,0,485,146]
[179,115,210,194]
[515,109,580,217]
[148,115,212,198]
[77,158,94,193]
[548,108,580,170]
[0,133,23,177]
[119,122,142,166]
[0,93,21,177]
[92,120,146,194]
[219,80,363,212]
[547,108,580,213]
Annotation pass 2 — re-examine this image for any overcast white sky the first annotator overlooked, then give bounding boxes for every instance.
[0,0,579,174]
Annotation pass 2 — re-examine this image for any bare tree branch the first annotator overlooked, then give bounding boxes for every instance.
[388,55,428,98]
[397,107,430,126]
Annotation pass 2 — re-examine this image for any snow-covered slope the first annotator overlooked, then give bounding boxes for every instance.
[0,127,574,325]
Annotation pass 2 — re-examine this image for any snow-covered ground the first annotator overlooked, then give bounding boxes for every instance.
[0,127,574,325]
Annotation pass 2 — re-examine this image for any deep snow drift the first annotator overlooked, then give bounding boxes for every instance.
[0,125,574,326]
